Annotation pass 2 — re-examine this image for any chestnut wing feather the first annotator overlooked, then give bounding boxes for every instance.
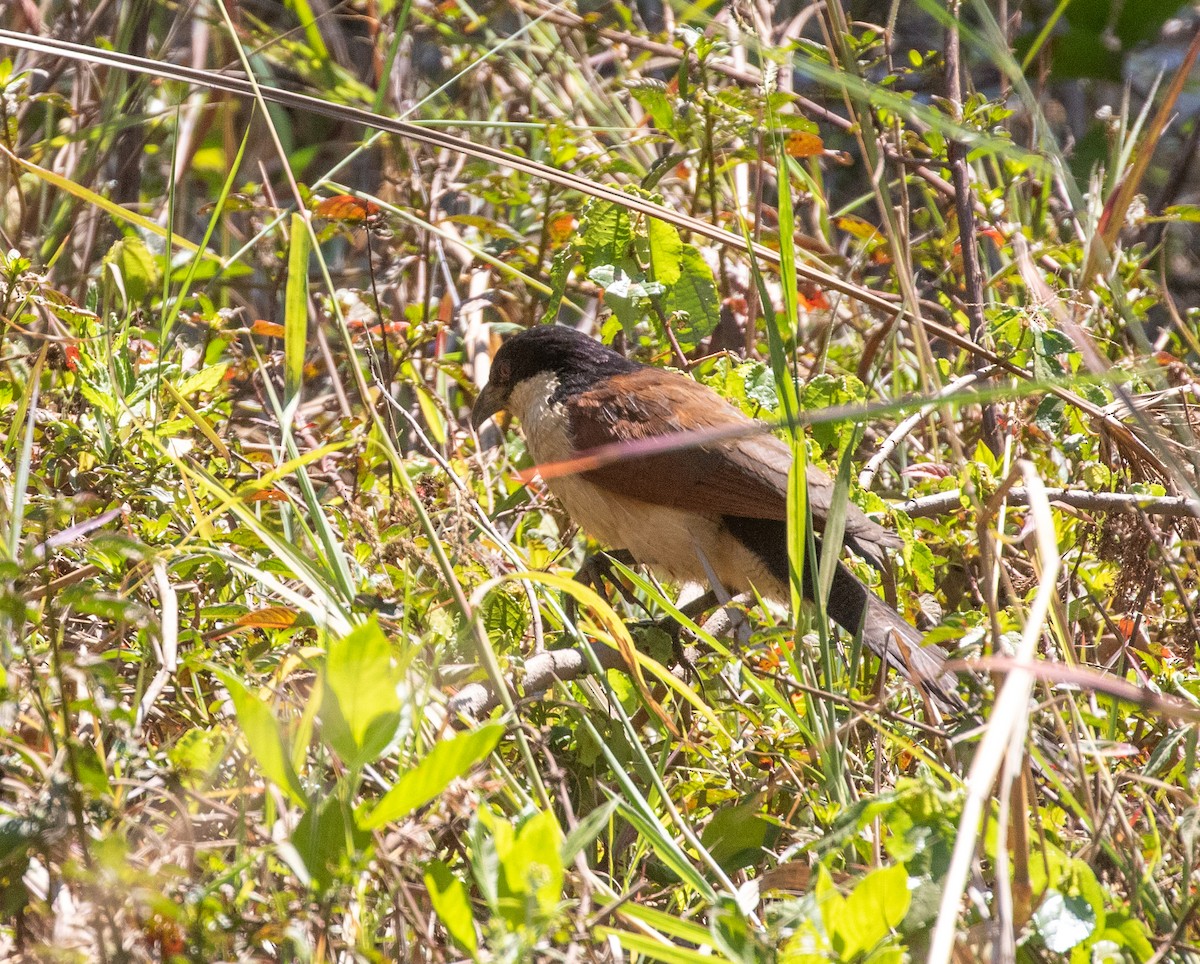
[565,368,899,557]
[566,369,788,518]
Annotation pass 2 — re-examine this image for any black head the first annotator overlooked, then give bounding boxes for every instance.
[470,325,639,428]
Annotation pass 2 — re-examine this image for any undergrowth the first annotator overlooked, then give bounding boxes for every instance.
[1,0,1199,961]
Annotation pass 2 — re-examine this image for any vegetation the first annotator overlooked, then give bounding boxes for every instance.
[1,0,1199,960]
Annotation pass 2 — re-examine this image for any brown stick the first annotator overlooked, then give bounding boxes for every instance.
[946,0,1001,456]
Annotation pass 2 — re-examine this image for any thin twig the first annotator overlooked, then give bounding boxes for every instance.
[897,487,1200,520]
[859,366,998,489]
[447,642,629,717]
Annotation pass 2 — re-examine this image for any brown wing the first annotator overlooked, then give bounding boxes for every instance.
[565,367,900,556]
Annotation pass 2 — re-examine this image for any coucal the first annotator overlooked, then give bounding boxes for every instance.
[471,324,957,707]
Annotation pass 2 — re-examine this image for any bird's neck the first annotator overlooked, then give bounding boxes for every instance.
[509,371,576,465]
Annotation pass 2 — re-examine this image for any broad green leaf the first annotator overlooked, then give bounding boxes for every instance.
[629,79,675,133]
[360,724,504,829]
[103,236,160,306]
[78,380,118,419]
[320,619,402,770]
[709,896,761,964]
[591,262,660,333]
[577,200,632,270]
[291,796,368,893]
[800,374,867,452]
[500,810,564,915]
[482,591,528,648]
[1115,0,1191,47]
[219,673,305,805]
[908,539,936,593]
[779,920,830,962]
[1033,889,1097,953]
[176,362,230,398]
[700,800,780,874]
[1096,911,1154,960]
[832,864,910,958]
[648,217,683,285]
[663,244,719,350]
[425,860,478,958]
[741,362,779,411]
[588,262,664,300]
[1047,27,1122,81]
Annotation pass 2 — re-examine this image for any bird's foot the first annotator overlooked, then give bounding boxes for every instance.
[568,549,646,621]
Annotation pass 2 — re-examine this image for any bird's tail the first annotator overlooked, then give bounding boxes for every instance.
[823,562,962,711]
[727,518,962,709]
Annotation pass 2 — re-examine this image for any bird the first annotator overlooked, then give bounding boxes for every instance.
[471,324,958,708]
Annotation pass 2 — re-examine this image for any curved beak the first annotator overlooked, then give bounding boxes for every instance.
[470,382,506,430]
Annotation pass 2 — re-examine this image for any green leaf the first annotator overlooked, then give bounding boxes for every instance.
[499,809,564,914]
[469,807,504,910]
[648,218,683,286]
[176,362,230,398]
[779,920,829,962]
[291,796,368,893]
[1032,326,1072,382]
[801,374,867,452]
[561,798,620,866]
[360,724,504,829]
[540,245,577,325]
[1162,204,1200,223]
[591,262,662,333]
[1048,27,1122,81]
[628,79,676,133]
[425,860,478,958]
[1033,327,1074,356]
[578,201,633,270]
[1075,939,1122,964]
[284,213,310,404]
[102,235,161,306]
[588,262,664,300]
[482,591,528,646]
[907,540,935,593]
[599,927,735,964]
[219,673,305,805]
[827,864,910,959]
[1097,911,1154,960]
[413,379,447,446]
[663,244,719,351]
[320,619,402,769]
[706,357,781,415]
[1114,0,1189,47]
[77,379,119,419]
[1034,395,1065,435]
[1033,889,1097,954]
[700,800,780,874]
[741,362,779,412]
[709,896,765,964]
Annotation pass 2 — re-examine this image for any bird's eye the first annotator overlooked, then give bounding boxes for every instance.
[493,359,511,383]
